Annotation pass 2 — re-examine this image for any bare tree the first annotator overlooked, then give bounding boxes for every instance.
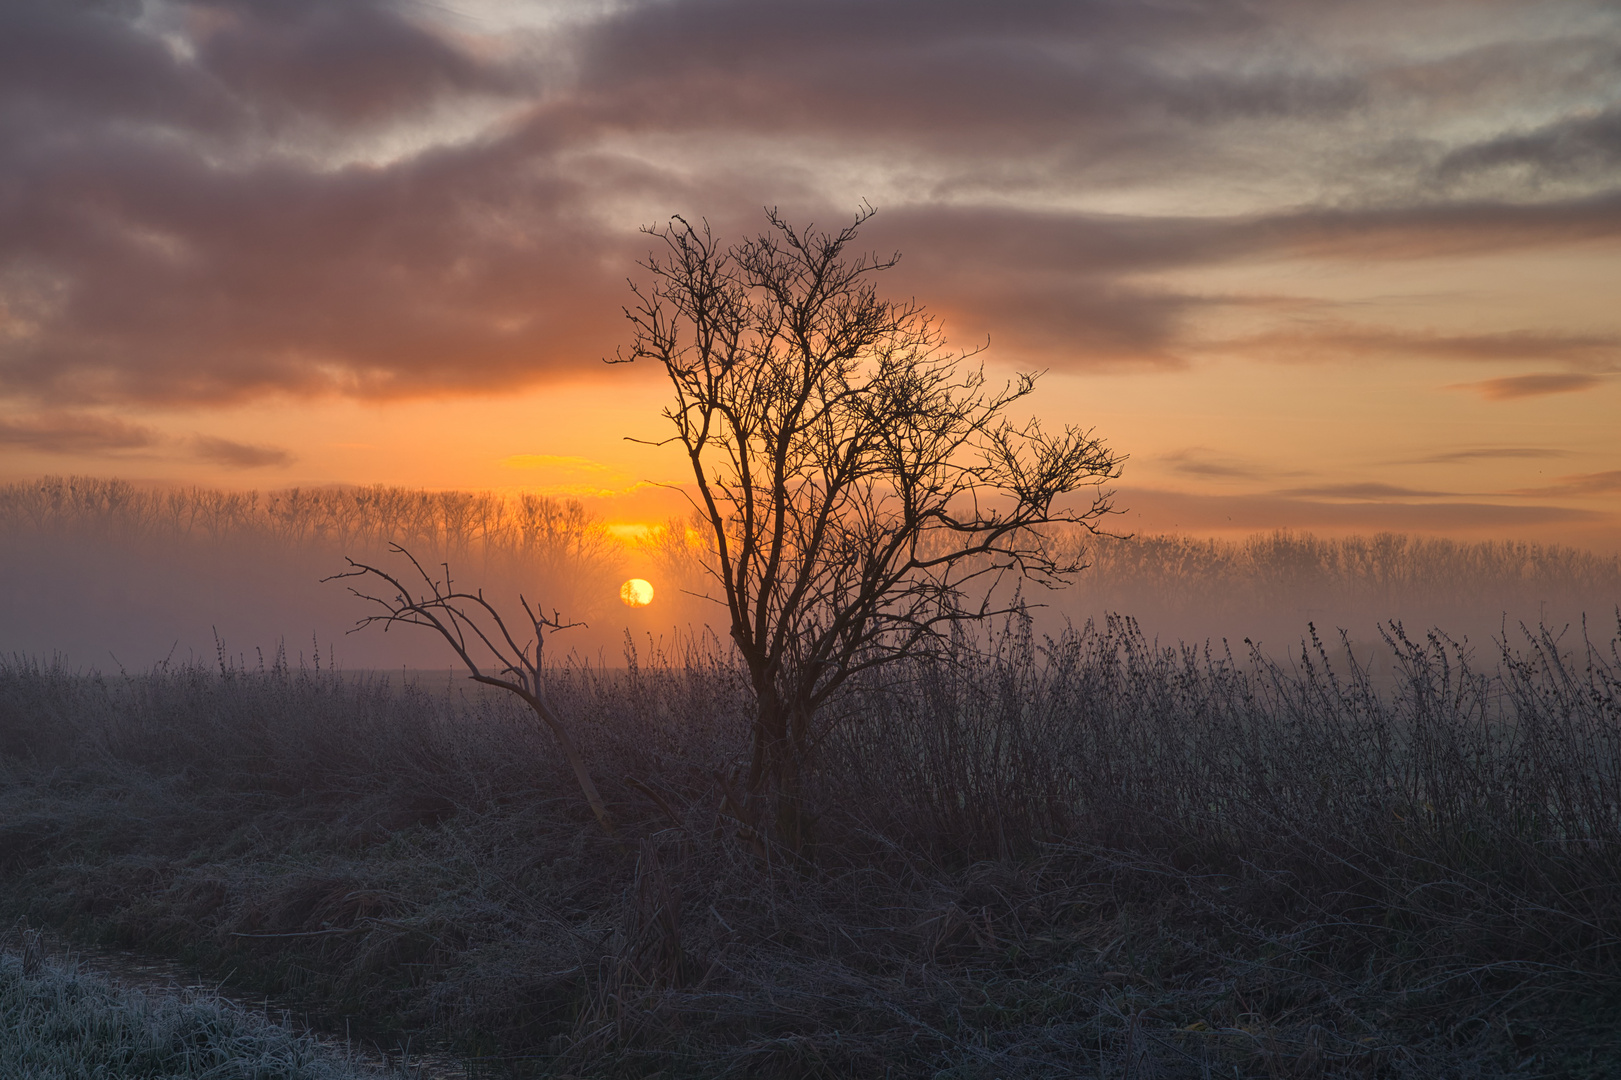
[618,205,1123,852]
[327,547,616,836]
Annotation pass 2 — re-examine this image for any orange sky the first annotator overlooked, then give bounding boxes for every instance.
[1,0,1618,554]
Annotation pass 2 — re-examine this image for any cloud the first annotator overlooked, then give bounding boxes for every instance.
[867,198,1621,368]
[0,412,157,453]
[1411,447,1573,464]
[188,1,526,126]
[874,197,1621,290]
[0,0,1619,403]
[1116,487,1603,534]
[1225,325,1621,366]
[1275,483,1458,500]
[570,0,1378,157]
[1161,449,1271,480]
[1511,470,1621,497]
[1457,373,1606,399]
[0,0,630,407]
[0,409,292,466]
[190,435,294,468]
[1439,107,1621,186]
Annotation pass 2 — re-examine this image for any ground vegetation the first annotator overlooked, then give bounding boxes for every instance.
[0,932,373,1078]
[1,614,1617,1077]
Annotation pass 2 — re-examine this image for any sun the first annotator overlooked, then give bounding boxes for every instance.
[620,578,655,607]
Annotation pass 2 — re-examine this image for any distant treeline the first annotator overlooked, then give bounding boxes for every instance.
[2,475,1618,665]
[6,474,1615,587]
[0,475,615,564]
[1071,529,1621,617]
[0,476,630,668]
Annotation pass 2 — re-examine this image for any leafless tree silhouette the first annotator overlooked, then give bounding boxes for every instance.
[327,547,615,836]
[618,205,1123,852]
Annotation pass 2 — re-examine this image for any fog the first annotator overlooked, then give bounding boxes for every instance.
[3,477,1617,677]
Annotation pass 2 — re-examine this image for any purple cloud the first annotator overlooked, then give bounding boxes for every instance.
[0,0,1616,406]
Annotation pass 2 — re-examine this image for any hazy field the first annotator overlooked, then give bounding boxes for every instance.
[4,476,1618,669]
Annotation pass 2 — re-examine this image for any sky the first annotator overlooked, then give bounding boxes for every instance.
[2,0,1619,551]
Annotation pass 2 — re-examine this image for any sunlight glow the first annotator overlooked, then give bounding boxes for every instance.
[606,523,653,543]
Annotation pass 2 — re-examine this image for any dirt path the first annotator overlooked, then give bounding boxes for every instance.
[19,928,470,1079]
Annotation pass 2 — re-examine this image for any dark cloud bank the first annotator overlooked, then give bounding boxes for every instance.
[1,0,1619,411]
[0,412,291,467]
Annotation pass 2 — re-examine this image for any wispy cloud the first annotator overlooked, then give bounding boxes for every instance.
[1438,106,1621,186]
[0,410,293,467]
[1227,326,1621,366]
[1412,447,1572,464]
[0,412,157,453]
[190,436,294,469]
[1275,483,1458,500]
[1455,373,1606,400]
[1161,449,1271,480]
[1511,470,1621,497]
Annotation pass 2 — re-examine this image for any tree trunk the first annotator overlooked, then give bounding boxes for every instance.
[747,692,815,859]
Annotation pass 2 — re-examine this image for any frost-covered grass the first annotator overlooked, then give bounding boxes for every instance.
[1,615,1619,1077]
[0,944,366,1079]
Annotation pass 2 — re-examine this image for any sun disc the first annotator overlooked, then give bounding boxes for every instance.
[620,578,654,607]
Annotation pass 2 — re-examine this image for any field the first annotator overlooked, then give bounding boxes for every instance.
[2,612,1619,1077]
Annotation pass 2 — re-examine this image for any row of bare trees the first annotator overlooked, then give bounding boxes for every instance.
[0,478,614,569]
[1055,530,1621,611]
[8,478,1607,611]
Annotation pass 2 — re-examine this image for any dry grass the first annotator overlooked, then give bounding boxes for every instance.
[0,614,1618,1077]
